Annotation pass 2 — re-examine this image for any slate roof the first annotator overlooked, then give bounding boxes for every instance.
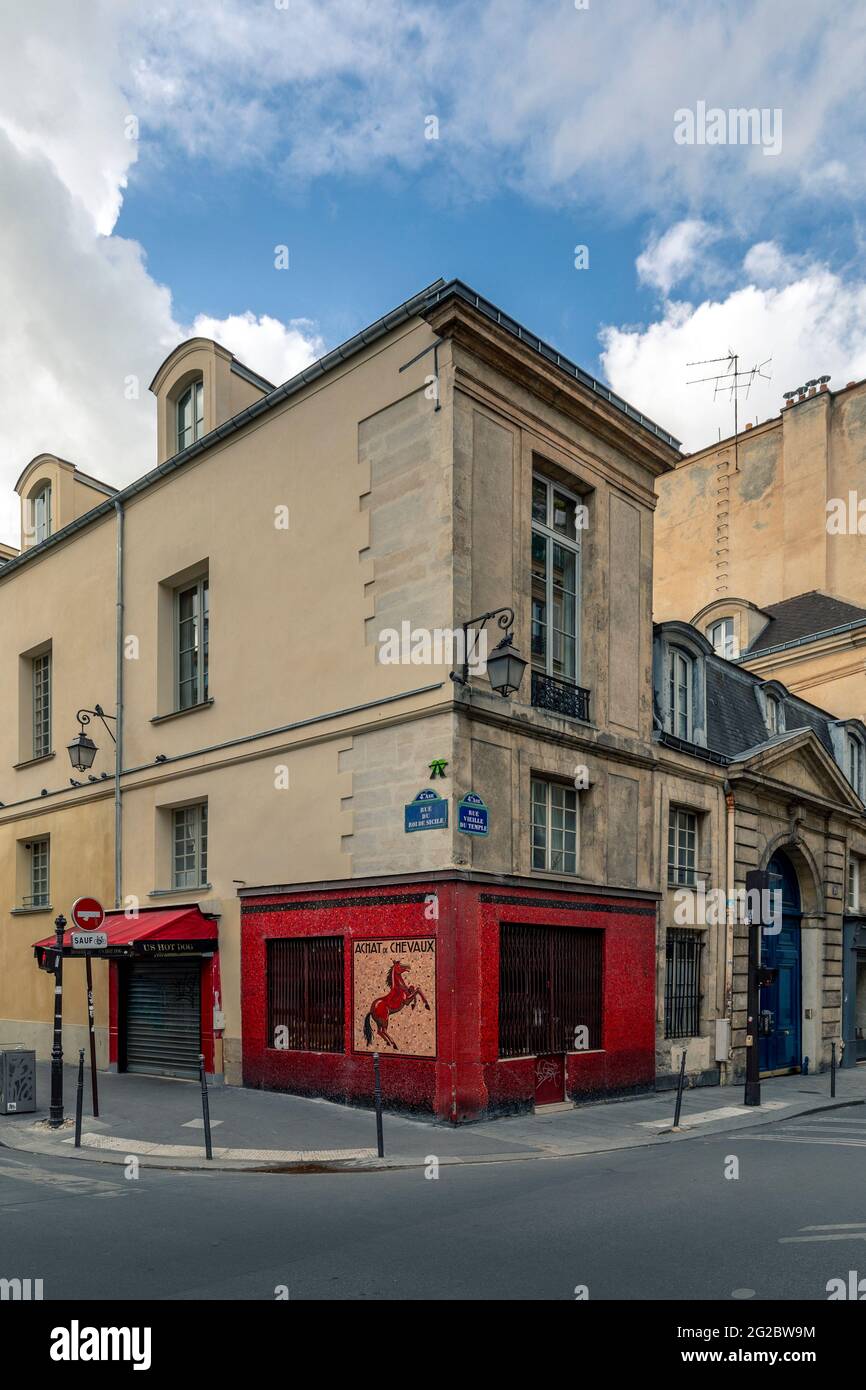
[746,591,866,654]
[704,660,769,758]
[655,621,853,770]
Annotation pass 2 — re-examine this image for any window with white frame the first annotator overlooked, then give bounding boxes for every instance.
[172,803,208,889]
[176,575,209,710]
[176,379,204,453]
[766,692,783,735]
[28,838,50,908]
[848,856,861,912]
[531,475,581,685]
[32,651,51,758]
[668,807,697,886]
[531,777,578,874]
[847,733,864,798]
[668,648,693,741]
[30,483,52,545]
[708,617,737,659]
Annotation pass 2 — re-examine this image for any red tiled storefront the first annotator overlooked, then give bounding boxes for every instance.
[241,879,657,1122]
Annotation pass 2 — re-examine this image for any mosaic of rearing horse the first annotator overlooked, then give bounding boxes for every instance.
[362,960,430,1050]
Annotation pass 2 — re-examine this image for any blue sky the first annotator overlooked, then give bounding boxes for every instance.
[118,165,648,373]
[2,0,866,542]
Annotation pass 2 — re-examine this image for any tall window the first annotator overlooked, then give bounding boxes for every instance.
[531,777,578,874]
[848,857,861,913]
[31,484,52,544]
[531,475,581,685]
[668,648,693,740]
[32,651,51,758]
[668,807,697,886]
[176,576,209,709]
[708,617,736,659]
[28,838,50,909]
[172,803,208,889]
[267,937,344,1053]
[847,733,864,798]
[176,380,204,452]
[665,930,704,1038]
[766,693,782,735]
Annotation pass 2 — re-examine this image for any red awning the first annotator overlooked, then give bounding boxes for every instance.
[34,906,217,968]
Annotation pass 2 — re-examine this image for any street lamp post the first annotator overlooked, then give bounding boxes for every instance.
[49,913,67,1128]
[450,606,527,696]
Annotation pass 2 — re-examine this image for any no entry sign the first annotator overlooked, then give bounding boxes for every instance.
[71,897,105,931]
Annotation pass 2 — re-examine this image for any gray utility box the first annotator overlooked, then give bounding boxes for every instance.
[0,1049,37,1114]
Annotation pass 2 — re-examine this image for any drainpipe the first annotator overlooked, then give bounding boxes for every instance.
[723,780,736,1083]
[114,499,124,908]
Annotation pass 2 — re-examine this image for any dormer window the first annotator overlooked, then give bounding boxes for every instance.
[31,483,52,544]
[847,732,864,798]
[176,379,204,453]
[708,617,737,660]
[668,647,693,740]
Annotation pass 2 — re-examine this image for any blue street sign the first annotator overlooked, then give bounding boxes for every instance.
[458,791,489,836]
[404,788,449,832]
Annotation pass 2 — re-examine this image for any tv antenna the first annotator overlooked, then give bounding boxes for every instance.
[686,350,772,472]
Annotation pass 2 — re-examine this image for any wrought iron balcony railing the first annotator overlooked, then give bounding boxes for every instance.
[531,670,590,721]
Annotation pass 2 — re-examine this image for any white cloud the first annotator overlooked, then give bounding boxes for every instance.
[190,312,324,389]
[2,0,866,542]
[601,250,866,452]
[637,221,722,296]
[122,0,866,215]
[0,2,324,547]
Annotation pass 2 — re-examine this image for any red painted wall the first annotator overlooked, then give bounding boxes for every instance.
[242,880,657,1123]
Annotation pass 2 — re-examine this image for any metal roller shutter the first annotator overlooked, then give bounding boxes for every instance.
[125,959,201,1078]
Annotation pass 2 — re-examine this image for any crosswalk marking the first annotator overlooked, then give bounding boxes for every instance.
[800,1223,866,1230]
[747,1133,866,1148]
[639,1100,790,1129]
[780,1219,866,1245]
[780,1232,866,1243]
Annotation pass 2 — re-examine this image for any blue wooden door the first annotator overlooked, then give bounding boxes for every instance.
[759,853,802,1074]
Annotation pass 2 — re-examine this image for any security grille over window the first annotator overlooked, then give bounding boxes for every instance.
[664,929,704,1039]
[267,937,345,1053]
[499,922,602,1058]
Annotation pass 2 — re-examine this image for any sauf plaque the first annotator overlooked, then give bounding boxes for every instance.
[353,938,436,1056]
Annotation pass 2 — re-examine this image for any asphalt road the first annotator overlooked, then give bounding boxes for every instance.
[2,1108,865,1301]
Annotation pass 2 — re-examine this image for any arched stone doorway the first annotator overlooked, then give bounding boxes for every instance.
[759,850,802,1075]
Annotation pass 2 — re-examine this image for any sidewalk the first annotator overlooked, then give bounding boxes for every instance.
[1,1061,863,1173]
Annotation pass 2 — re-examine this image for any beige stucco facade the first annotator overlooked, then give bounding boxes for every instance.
[0,283,681,1088]
[655,379,866,720]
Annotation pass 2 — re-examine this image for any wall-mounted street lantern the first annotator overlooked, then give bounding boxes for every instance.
[67,706,117,772]
[450,606,527,697]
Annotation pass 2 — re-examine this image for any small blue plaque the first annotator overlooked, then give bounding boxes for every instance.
[404,788,449,832]
[457,791,489,836]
